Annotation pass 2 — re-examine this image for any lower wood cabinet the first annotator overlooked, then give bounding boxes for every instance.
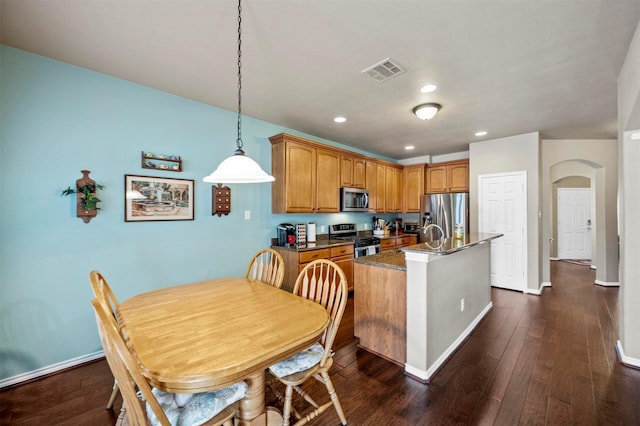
[379,235,417,252]
[354,262,406,365]
[274,244,354,292]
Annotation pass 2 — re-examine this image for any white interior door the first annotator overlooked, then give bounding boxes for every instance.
[478,172,527,292]
[557,188,591,260]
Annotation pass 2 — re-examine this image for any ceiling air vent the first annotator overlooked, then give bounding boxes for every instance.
[361,58,406,83]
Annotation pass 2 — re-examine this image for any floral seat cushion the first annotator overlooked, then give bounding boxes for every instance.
[143,381,247,426]
[269,343,324,378]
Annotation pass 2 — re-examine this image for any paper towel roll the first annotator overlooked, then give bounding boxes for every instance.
[307,222,316,242]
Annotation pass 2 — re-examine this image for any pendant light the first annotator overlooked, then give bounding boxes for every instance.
[203,0,274,184]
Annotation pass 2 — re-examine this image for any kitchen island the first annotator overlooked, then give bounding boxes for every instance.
[353,233,502,382]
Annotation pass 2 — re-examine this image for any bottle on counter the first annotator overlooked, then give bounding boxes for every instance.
[454,223,464,239]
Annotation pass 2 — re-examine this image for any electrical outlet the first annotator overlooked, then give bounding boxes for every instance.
[244,210,251,220]
[320,225,326,233]
[460,298,465,312]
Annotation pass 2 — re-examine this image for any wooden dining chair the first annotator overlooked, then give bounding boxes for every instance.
[245,248,285,288]
[90,298,247,426]
[89,270,122,409]
[267,259,348,426]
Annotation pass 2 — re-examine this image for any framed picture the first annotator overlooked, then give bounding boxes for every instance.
[125,175,194,222]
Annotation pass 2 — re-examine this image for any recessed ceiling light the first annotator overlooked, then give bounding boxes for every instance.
[475,131,488,137]
[631,131,640,140]
[405,145,415,150]
[420,84,437,93]
[334,116,347,123]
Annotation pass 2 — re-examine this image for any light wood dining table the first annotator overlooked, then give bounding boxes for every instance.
[117,277,329,425]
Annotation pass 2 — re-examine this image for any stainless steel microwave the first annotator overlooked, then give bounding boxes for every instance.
[340,187,369,212]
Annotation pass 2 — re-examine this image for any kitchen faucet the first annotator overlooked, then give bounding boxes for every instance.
[423,223,445,240]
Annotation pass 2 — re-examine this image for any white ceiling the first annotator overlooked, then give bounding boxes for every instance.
[2,0,639,159]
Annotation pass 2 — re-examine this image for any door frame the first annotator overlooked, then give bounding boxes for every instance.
[478,171,528,292]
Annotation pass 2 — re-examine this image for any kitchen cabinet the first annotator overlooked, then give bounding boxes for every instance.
[330,245,355,292]
[375,163,386,212]
[384,165,403,212]
[340,155,366,189]
[270,134,340,213]
[403,164,426,212]
[426,160,469,193]
[365,161,378,211]
[353,158,366,188]
[274,244,354,292]
[380,235,417,252]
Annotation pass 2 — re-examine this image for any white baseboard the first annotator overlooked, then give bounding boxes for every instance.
[405,301,493,382]
[616,341,640,368]
[595,280,620,287]
[526,282,551,295]
[0,350,104,389]
[590,264,597,270]
[550,257,559,261]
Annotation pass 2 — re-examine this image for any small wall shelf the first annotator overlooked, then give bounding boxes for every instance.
[141,151,182,172]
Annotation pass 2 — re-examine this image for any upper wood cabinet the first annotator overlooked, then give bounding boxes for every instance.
[270,134,340,213]
[426,160,469,193]
[353,158,366,188]
[403,164,426,212]
[340,155,366,188]
[340,155,354,187]
[384,165,403,212]
[365,161,378,211]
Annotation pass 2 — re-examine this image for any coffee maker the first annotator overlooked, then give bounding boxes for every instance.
[277,223,296,247]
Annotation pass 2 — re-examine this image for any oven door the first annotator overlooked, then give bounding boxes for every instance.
[355,244,380,258]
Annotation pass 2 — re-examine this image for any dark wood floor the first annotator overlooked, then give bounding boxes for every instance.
[2,261,639,425]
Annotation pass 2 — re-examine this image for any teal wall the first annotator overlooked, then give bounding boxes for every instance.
[0,46,397,381]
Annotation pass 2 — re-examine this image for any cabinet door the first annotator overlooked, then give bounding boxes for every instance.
[426,165,448,193]
[380,238,395,252]
[333,255,354,291]
[394,167,403,212]
[375,163,386,212]
[404,165,424,212]
[340,155,353,187]
[385,166,397,212]
[316,149,340,212]
[353,158,366,188]
[365,161,377,211]
[285,142,316,212]
[448,162,469,192]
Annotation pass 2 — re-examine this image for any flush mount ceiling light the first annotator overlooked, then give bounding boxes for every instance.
[203,0,274,184]
[405,145,415,150]
[475,131,488,137]
[420,84,437,93]
[413,103,441,120]
[334,116,347,123]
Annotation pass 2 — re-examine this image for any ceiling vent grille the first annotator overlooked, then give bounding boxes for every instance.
[361,58,406,83]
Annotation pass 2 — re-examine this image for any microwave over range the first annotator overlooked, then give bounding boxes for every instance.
[340,187,369,212]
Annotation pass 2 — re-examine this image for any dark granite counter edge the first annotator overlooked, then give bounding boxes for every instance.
[400,233,503,256]
[271,239,354,252]
[354,251,407,271]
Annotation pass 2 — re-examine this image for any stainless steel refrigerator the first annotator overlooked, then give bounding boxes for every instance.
[420,193,469,241]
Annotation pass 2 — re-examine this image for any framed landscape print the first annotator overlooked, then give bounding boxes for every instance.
[125,175,194,222]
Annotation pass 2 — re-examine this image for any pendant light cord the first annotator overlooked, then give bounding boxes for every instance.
[235,0,244,155]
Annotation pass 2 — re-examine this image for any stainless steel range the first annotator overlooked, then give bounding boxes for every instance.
[329,223,380,258]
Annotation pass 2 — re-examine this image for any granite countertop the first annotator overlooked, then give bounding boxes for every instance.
[354,250,407,271]
[401,232,503,256]
[271,238,353,252]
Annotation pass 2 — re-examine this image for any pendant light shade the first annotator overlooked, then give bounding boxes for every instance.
[202,0,274,184]
[413,103,441,120]
[203,153,275,183]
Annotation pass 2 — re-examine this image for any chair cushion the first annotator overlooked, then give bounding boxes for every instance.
[269,343,325,378]
[144,381,247,426]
